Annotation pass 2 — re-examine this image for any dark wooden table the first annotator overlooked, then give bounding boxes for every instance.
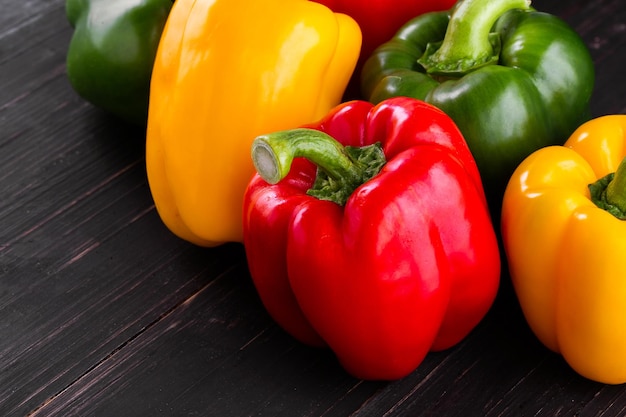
[2,1,625,416]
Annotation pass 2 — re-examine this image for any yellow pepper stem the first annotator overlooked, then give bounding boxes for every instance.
[606,157,626,213]
[589,156,626,220]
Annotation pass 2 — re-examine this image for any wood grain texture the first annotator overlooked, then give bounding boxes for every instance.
[1,0,625,415]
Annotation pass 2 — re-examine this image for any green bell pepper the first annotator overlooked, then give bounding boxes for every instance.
[361,0,594,207]
[65,0,173,125]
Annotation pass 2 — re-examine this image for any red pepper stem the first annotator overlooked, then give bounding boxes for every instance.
[251,128,362,185]
[418,0,531,76]
[252,128,386,205]
[605,157,626,214]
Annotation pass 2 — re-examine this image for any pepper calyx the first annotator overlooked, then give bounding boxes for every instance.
[417,0,531,77]
[251,128,386,206]
[589,157,626,220]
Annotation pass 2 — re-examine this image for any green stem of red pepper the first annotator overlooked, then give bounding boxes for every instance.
[589,157,626,220]
[251,128,386,206]
[417,0,531,77]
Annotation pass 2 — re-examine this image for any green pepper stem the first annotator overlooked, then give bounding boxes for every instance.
[251,128,362,185]
[251,128,386,206]
[605,157,626,214]
[418,0,531,76]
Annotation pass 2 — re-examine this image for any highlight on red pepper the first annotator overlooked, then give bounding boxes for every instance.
[243,97,501,380]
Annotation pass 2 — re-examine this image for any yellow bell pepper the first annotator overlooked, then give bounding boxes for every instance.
[146,0,361,246]
[501,115,626,384]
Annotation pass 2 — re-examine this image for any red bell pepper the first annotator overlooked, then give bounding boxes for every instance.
[243,97,500,380]
[313,0,456,97]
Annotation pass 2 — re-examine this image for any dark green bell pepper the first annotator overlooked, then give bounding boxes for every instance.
[361,0,594,207]
[65,0,173,125]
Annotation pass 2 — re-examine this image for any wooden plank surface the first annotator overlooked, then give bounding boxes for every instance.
[1,0,625,415]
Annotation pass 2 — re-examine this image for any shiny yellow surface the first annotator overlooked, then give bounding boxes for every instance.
[501,115,626,384]
[146,0,361,246]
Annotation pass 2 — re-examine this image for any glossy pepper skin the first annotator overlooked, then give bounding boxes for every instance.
[312,0,456,97]
[502,115,626,384]
[243,97,501,380]
[361,0,594,206]
[146,0,361,247]
[65,0,172,125]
